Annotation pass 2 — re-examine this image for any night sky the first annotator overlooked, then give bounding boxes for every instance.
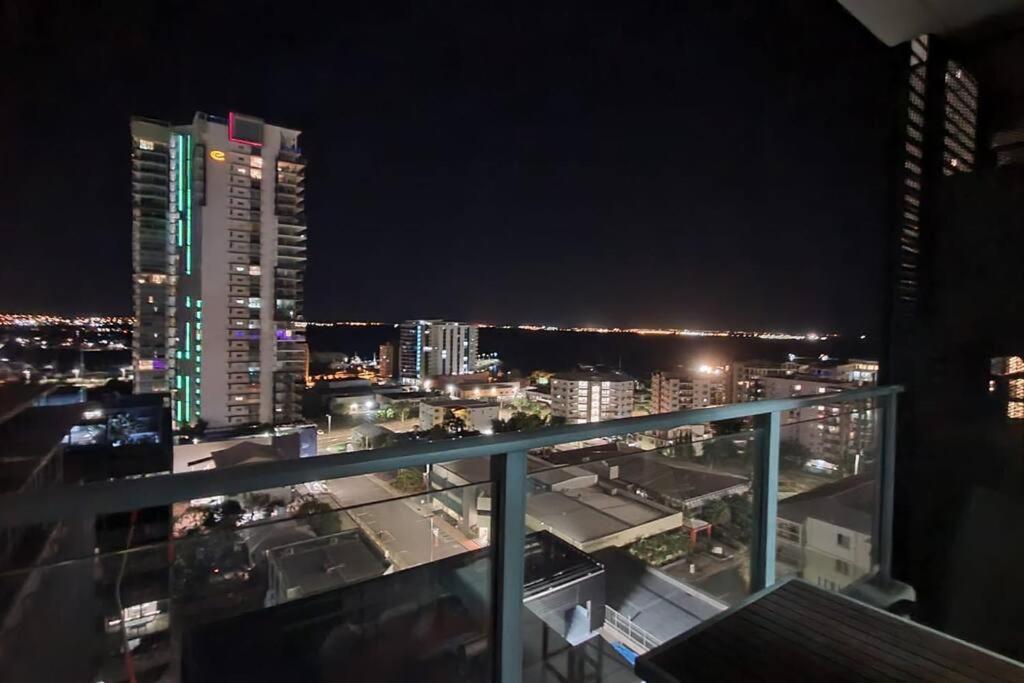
[0,1,896,332]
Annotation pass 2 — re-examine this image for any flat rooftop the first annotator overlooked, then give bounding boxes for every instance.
[528,487,669,543]
[268,529,390,600]
[778,474,875,534]
[421,398,498,409]
[599,455,750,504]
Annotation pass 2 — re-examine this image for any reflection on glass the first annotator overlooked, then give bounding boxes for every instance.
[522,427,762,667]
[775,401,882,593]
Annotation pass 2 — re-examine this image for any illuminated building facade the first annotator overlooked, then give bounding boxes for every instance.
[651,370,727,413]
[378,342,396,379]
[130,112,307,429]
[550,369,634,424]
[398,320,479,384]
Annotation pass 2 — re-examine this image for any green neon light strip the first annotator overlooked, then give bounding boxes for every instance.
[185,134,192,275]
[185,376,191,422]
[186,296,191,308]
[185,321,191,359]
[177,134,184,248]
[176,399,182,423]
[176,375,182,390]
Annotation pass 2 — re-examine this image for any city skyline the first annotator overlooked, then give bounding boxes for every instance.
[0,2,892,333]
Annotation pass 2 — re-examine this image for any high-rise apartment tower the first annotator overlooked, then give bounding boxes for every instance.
[130,112,307,429]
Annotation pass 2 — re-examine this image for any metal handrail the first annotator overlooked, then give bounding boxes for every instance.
[0,385,901,527]
[605,605,663,652]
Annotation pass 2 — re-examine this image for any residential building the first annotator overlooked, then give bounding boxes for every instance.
[130,111,308,430]
[378,342,396,380]
[130,119,175,395]
[418,397,499,433]
[760,375,878,471]
[731,359,801,403]
[550,368,634,424]
[777,476,875,593]
[651,370,727,412]
[398,320,478,384]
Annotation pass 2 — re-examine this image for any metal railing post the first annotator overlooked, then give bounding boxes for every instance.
[492,450,527,682]
[750,410,781,591]
[877,391,898,580]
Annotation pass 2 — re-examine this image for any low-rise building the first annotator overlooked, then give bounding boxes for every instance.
[452,380,522,401]
[550,368,634,424]
[777,475,874,593]
[418,398,500,433]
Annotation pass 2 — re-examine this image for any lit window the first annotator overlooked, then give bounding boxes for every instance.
[139,139,155,151]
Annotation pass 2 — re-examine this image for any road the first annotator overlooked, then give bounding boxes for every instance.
[322,473,476,569]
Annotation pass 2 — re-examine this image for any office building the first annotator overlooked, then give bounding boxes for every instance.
[130,112,308,429]
[550,368,634,424]
[398,320,478,383]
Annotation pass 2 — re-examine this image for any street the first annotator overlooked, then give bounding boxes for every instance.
[322,472,479,569]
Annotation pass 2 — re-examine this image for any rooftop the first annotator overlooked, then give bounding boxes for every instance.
[597,455,751,506]
[552,368,635,383]
[267,528,390,601]
[528,487,670,543]
[420,397,499,409]
[777,474,875,534]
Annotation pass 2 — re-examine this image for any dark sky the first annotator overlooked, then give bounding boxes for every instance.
[0,1,896,332]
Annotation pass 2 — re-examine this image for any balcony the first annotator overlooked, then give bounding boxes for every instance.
[2,385,1011,682]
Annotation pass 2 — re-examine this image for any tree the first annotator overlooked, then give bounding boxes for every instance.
[703,498,731,526]
[443,409,468,434]
[780,439,814,470]
[179,418,209,441]
[628,530,692,566]
[711,417,747,436]
[726,495,753,542]
[703,436,738,464]
[297,499,342,536]
[492,411,547,433]
[669,440,696,460]
[393,467,425,493]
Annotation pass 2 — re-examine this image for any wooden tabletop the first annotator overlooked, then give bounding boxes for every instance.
[636,578,1024,682]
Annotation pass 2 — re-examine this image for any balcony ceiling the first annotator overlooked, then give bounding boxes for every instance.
[838,0,1024,45]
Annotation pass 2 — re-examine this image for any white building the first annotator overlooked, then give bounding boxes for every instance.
[419,398,499,433]
[777,477,874,593]
[130,112,307,429]
[398,320,479,383]
[651,370,727,412]
[550,369,634,424]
